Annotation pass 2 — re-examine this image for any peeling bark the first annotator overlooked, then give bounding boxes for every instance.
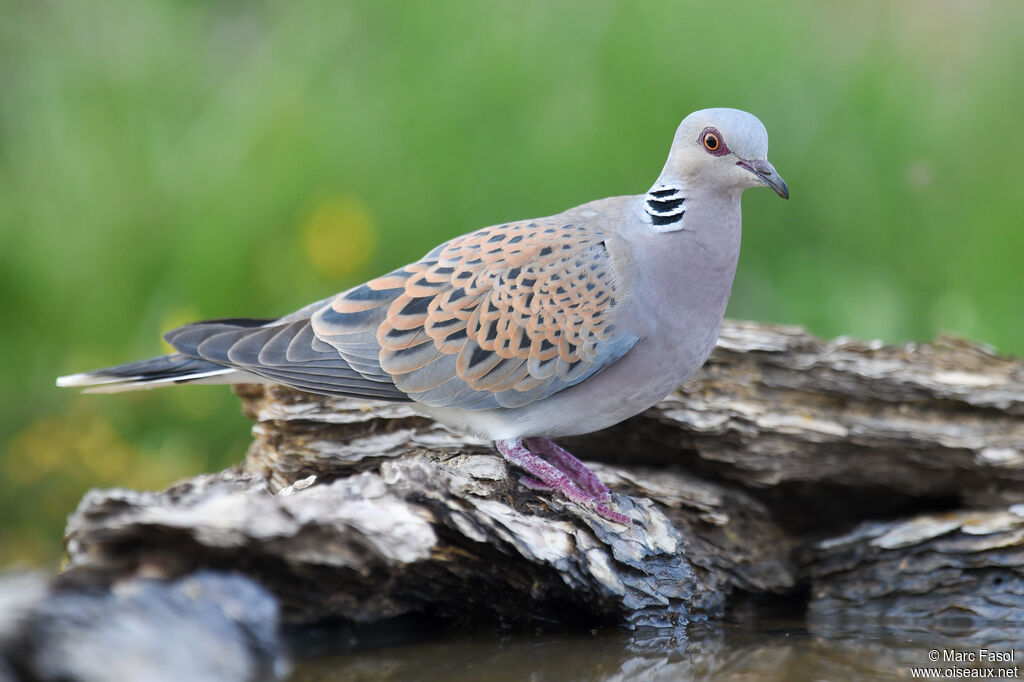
[63,457,793,627]
[59,320,1024,631]
[0,571,286,681]
[805,506,1024,624]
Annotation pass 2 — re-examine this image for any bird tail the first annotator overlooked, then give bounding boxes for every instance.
[55,354,254,394]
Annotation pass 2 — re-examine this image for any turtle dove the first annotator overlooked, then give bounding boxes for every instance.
[58,108,789,525]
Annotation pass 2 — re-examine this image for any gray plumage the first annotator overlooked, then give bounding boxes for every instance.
[58,108,788,524]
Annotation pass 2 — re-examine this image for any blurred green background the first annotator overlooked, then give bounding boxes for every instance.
[2,1,1022,566]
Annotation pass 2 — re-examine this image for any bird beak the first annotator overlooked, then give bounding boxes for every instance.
[737,159,789,199]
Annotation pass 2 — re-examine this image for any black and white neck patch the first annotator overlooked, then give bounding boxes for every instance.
[645,185,686,231]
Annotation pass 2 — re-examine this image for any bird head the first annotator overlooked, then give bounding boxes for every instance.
[662,108,789,200]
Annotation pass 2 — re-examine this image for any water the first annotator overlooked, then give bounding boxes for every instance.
[286,618,1024,681]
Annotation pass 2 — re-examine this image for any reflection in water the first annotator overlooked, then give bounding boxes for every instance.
[287,618,1024,681]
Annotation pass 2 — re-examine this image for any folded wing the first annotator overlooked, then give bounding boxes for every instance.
[164,318,411,401]
[311,218,637,410]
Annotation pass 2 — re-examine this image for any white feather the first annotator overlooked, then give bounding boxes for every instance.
[57,368,267,394]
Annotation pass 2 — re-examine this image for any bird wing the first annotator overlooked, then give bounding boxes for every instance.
[311,217,638,410]
[163,317,412,401]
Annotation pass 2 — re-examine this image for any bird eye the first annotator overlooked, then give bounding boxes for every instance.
[700,129,724,152]
[696,125,729,155]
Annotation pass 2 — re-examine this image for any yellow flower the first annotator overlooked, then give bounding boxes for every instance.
[302,195,377,280]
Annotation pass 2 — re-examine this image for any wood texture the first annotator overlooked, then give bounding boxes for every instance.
[60,320,1024,631]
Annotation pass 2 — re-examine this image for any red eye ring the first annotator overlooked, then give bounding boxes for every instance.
[700,127,728,156]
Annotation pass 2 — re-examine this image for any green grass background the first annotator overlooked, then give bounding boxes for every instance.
[2,1,1022,566]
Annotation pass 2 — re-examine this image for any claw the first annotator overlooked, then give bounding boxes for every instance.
[496,438,631,526]
[524,437,612,502]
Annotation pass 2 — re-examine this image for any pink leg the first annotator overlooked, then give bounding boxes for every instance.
[496,438,631,526]
[524,437,611,503]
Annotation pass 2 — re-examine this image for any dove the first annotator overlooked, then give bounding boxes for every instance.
[58,108,788,525]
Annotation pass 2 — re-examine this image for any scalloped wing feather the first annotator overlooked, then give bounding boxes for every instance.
[311,218,637,410]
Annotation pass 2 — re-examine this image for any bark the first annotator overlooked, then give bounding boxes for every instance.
[62,459,793,628]
[805,506,1024,625]
[59,320,1024,632]
[0,571,286,682]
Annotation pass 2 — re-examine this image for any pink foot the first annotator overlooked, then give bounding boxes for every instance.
[524,437,612,503]
[496,438,631,526]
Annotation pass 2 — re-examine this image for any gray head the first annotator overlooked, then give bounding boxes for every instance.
[657,108,788,200]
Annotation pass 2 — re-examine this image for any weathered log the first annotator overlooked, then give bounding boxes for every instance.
[0,571,287,681]
[63,457,793,627]
[240,320,1024,533]
[59,320,1024,631]
[805,506,1024,624]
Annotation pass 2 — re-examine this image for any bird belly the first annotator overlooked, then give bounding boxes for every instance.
[416,321,720,440]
